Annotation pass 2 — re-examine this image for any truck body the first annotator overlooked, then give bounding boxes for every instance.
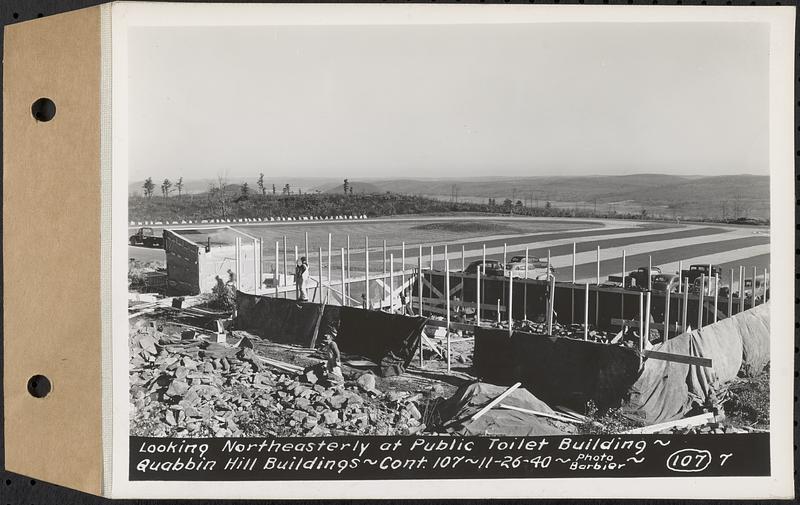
[607,266,661,290]
[680,264,721,285]
[129,227,164,248]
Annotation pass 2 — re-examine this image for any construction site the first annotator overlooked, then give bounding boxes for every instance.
[129,218,771,438]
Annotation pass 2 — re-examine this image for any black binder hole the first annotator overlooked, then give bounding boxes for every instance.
[27,375,51,398]
[31,98,56,122]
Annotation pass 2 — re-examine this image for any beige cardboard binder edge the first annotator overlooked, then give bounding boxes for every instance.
[4,5,105,495]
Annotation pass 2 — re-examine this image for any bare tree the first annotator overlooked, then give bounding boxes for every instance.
[142,177,155,199]
[161,178,172,199]
[257,173,266,196]
[175,177,184,199]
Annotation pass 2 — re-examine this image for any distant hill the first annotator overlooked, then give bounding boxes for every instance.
[128,173,769,220]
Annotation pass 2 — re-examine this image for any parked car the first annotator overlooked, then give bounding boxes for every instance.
[506,263,552,279]
[464,259,505,277]
[690,275,721,295]
[505,255,556,276]
[129,227,164,248]
[651,273,680,293]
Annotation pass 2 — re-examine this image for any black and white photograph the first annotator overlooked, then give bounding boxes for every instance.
[113,2,794,499]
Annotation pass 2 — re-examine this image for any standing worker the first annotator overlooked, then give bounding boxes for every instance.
[295,256,309,301]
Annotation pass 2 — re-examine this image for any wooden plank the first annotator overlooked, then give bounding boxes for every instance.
[470,382,521,421]
[498,404,583,425]
[623,412,714,434]
[643,350,712,367]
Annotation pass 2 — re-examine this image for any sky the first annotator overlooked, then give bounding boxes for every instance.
[128,22,769,182]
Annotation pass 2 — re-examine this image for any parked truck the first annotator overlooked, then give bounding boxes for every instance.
[606,266,662,290]
[680,264,722,285]
[129,227,164,248]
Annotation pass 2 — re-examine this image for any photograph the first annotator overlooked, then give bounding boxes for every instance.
[112,2,792,498]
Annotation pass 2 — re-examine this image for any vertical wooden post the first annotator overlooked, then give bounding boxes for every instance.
[595,245,600,325]
[461,245,465,271]
[365,237,370,308]
[401,242,406,298]
[677,260,683,293]
[547,275,555,336]
[570,243,575,324]
[497,299,501,323]
[663,290,671,340]
[274,240,280,293]
[764,268,769,302]
[340,248,346,306]
[482,244,486,322]
[304,231,309,263]
[346,235,351,301]
[638,292,644,357]
[507,268,513,336]
[648,255,652,291]
[445,245,451,373]
[429,246,434,271]
[282,236,288,293]
[681,279,689,331]
[752,266,758,306]
[738,266,745,313]
[418,245,423,316]
[327,233,332,301]
[476,256,482,325]
[317,247,323,303]
[697,273,705,329]
[728,267,734,318]
[503,243,507,268]
[547,249,551,274]
[621,249,627,318]
[253,238,259,293]
[234,236,241,290]
[708,264,713,295]
[583,283,589,340]
[390,253,395,312]
[382,239,387,266]
[523,247,529,321]
[713,273,719,323]
[294,245,299,265]
[644,291,651,350]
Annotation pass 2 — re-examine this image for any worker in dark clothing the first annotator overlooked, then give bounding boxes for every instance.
[321,333,343,383]
[295,257,309,301]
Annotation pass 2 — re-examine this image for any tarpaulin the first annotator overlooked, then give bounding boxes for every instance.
[623,303,770,425]
[473,328,641,409]
[235,292,427,376]
[435,382,569,436]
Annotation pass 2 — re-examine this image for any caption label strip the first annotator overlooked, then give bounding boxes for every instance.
[131,434,769,480]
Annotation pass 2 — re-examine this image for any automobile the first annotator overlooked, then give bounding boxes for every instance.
[506,255,548,269]
[464,259,505,277]
[651,273,679,293]
[505,255,556,275]
[689,275,721,296]
[506,263,552,279]
[129,227,164,248]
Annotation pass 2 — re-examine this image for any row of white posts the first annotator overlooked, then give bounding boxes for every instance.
[235,236,769,358]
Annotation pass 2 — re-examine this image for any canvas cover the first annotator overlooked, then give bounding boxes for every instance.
[623,303,770,425]
[236,292,426,375]
[435,382,569,436]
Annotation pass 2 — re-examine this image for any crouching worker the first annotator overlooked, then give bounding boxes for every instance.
[322,333,344,384]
